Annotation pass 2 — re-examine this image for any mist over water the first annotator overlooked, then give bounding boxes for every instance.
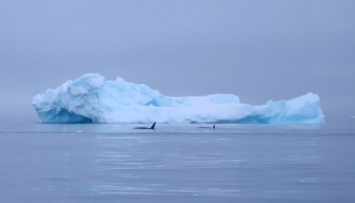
[1,1,355,117]
[0,117,355,203]
[1,1,354,201]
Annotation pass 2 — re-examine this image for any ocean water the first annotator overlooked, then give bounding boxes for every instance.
[0,117,354,203]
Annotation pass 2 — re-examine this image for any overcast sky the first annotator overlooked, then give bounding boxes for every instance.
[0,0,354,118]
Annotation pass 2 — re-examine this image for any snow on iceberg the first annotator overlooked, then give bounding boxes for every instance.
[32,73,325,124]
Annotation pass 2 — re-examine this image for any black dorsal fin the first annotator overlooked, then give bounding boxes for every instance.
[150,122,156,129]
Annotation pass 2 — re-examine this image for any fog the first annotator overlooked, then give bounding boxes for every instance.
[1,0,354,118]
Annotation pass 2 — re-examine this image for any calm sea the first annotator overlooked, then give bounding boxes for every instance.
[0,117,354,203]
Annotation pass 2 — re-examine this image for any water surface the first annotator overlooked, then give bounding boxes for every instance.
[0,117,354,203]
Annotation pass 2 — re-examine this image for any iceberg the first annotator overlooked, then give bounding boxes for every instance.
[32,73,325,124]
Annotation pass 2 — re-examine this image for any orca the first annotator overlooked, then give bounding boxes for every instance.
[198,124,215,129]
[134,122,156,130]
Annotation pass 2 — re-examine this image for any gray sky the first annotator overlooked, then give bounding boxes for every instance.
[0,0,354,118]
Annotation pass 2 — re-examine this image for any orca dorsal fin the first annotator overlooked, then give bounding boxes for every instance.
[213,124,215,129]
[150,122,156,129]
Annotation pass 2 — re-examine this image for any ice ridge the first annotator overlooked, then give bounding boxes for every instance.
[32,73,325,124]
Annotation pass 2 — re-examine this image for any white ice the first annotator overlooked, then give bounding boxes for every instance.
[32,73,325,124]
